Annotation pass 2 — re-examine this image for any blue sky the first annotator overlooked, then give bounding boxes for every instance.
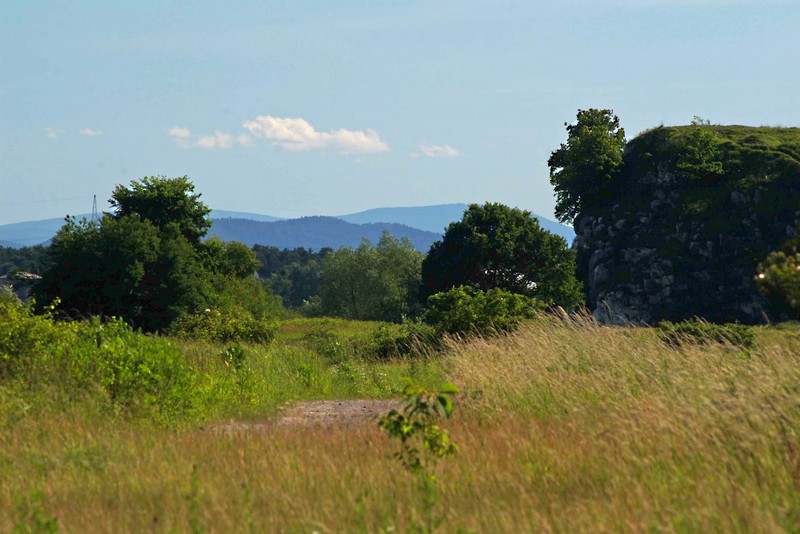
[1,0,798,226]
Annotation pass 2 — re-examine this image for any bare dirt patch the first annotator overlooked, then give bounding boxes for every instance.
[210,399,401,433]
[276,399,401,428]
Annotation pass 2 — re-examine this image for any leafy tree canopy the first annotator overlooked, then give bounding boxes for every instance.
[36,176,276,332]
[109,176,211,244]
[200,237,260,279]
[319,232,424,322]
[0,245,49,276]
[36,215,209,330]
[676,117,725,180]
[252,245,331,308]
[420,203,583,309]
[548,109,626,224]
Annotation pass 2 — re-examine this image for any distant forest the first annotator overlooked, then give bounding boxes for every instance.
[0,245,48,276]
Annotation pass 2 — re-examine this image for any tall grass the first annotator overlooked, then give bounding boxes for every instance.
[2,312,799,531]
[446,315,800,531]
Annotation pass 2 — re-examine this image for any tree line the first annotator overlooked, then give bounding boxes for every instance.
[8,174,582,334]
[7,109,797,332]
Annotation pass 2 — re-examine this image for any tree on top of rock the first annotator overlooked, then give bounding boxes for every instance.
[548,109,627,225]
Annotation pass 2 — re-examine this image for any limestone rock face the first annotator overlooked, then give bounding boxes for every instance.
[575,126,800,325]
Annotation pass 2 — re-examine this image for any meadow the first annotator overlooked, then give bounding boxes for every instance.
[2,300,799,532]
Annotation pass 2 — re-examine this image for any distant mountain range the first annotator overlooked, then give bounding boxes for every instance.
[336,203,574,242]
[0,204,574,250]
[337,204,467,234]
[209,216,441,251]
[209,210,283,223]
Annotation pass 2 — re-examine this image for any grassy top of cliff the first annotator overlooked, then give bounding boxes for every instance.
[614,124,800,240]
[626,124,800,186]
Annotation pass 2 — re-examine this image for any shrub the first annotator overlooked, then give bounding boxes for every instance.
[423,286,545,337]
[0,292,72,381]
[657,319,755,349]
[71,318,198,421]
[220,344,248,370]
[756,250,800,320]
[302,328,352,364]
[367,320,441,359]
[169,307,277,343]
[0,294,198,422]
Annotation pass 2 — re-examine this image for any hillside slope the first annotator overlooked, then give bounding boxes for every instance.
[337,203,575,242]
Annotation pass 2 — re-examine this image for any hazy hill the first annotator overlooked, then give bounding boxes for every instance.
[337,204,468,233]
[0,215,90,247]
[208,216,440,251]
[210,210,283,222]
[0,204,575,249]
[337,204,575,242]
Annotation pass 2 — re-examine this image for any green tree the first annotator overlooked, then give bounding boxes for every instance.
[756,233,800,320]
[420,203,583,309]
[36,215,208,330]
[319,232,424,322]
[676,117,724,180]
[268,260,324,308]
[548,109,627,224]
[0,244,49,276]
[138,222,210,331]
[109,176,211,244]
[201,237,260,279]
[36,177,224,331]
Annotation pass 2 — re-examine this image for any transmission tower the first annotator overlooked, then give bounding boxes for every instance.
[91,194,98,224]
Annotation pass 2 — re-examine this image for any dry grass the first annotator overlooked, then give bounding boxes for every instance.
[2,316,799,532]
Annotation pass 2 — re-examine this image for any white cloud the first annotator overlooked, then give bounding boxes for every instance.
[242,115,389,153]
[167,126,192,139]
[196,131,234,150]
[167,127,192,148]
[44,127,63,140]
[79,128,104,136]
[419,144,460,158]
[167,127,251,150]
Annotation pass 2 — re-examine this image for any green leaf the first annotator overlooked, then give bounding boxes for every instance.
[439,382,459,394]
[437,394,453,417]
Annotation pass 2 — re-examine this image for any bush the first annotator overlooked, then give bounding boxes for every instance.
[169,307,277,344]
[423,286,545,337]
[209,275,286,321]
[302,328,352,364]
[0,294,198,422]
[0,290,71,381]
[657,319,755,349]
[756,250,800,320]
[71,318,198,421]
[367,320,441,359]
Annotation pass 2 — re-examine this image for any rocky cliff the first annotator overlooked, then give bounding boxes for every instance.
[575,125,800,324]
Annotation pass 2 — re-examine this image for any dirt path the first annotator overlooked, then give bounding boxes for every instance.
[210,399,401,432]
[276,399,401,428]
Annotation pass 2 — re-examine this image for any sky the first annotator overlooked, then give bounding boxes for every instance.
[1,0,798,226]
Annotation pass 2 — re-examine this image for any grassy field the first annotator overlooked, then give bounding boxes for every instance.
[2,313,800,532]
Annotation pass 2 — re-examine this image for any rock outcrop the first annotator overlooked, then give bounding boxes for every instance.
[575,125,800,324]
